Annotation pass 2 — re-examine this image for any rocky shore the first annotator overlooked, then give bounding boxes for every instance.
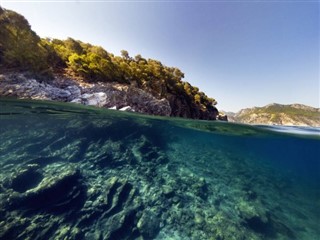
[0,73,172,117]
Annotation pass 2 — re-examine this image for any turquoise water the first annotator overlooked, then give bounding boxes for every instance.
[0,98,319,240]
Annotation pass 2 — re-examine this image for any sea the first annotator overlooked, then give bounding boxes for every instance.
[0,98,319,240]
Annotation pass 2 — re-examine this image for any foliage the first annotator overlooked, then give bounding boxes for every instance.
[0,7,217,112]
[238,104,320,122]
[0,7,49,74]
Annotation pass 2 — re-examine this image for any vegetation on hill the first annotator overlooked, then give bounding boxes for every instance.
[0,7,218,118]
[234,103,320,126]
[0,7,48,73]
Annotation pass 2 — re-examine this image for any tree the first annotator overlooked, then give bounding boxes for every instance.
[0,8,48,72]
[64,38,83,55]
[194,94,201,104]
[173,68,184,80]
[40,38,65,68]
[120,50,130,60]
[134,54,142,62]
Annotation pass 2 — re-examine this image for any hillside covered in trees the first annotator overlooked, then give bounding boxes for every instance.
[232,103,320,127]
[0,7,219,119]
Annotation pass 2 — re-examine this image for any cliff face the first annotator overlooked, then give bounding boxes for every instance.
[232,103,320,127]
[0,73,219,119]
[0,73,171,116]
[167,94,218,120]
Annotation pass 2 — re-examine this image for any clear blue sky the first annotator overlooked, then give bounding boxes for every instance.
[1,0,319,112]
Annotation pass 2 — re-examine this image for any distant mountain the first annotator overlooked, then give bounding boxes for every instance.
[229,103,320,127]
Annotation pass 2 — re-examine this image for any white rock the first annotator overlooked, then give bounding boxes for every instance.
[81,92,107,107]
[70,98,82,104]
[119,106,134,112]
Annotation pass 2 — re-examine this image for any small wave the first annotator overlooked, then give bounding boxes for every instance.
[257,124,320,137]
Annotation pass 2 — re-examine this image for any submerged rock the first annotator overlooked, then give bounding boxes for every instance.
[0,100,319,240]
[7,165,86,213]
[137,210,160,239]
[8,165,42,193]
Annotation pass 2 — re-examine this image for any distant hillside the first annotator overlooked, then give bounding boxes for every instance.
[232,103,320,127]
[0,7,219,120]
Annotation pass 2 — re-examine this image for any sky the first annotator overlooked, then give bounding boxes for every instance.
[0,0,319,112]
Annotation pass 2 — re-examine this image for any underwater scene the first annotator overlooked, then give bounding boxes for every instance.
[0,98,319,240]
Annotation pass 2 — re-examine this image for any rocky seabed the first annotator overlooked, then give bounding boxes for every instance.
[0,110,318,240]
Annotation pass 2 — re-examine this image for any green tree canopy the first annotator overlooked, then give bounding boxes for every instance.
[0,8,48,73]
[0,7,218,116]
